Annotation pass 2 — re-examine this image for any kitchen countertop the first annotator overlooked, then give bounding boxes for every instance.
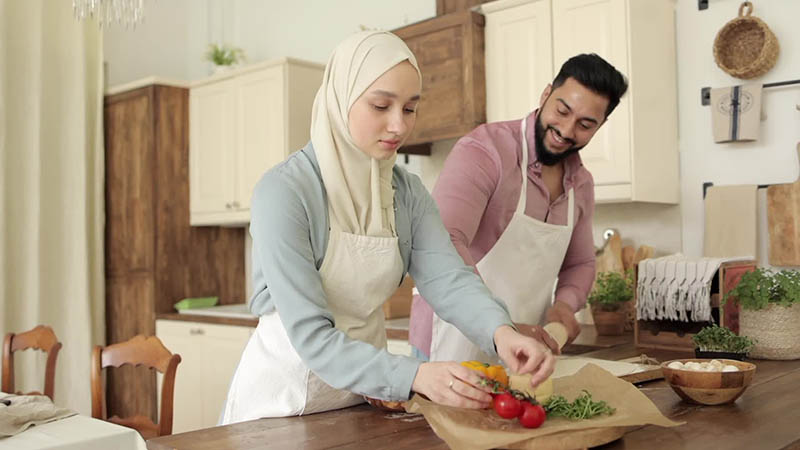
[148,335,800,450]
[156,309,626,352]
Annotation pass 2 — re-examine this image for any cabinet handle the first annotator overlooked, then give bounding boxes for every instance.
[189,328,205,335]
[231,201,240,208]
[225,202,232,209]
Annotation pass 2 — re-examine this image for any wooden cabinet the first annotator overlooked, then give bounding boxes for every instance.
[393,11,487,145]
[104,83,245,421]
[190,58,323,225]
[483,0,679,204]
[156,320,253,433]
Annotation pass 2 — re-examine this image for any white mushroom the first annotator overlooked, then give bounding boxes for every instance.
[722,365,739,372]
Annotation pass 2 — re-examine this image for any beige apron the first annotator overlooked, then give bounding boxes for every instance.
[221,215,404,423]
[430,117,575,363]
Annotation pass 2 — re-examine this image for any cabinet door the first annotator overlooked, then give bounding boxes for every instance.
[199,323,253,428]
[236,66,286,211]
[552,0,631,186]
[104,91,155,276]
[156,320,253,432]
[484,0,553,122]
[156,320,204,433]
[190,80,237,216]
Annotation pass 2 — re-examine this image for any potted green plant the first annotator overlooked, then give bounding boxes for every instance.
[724,268,800,360]
[588,270,634,336]
[692,323,754,360]
[205,43,246,74]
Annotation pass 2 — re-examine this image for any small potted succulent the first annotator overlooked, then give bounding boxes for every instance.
[692,323,754,361]
[724,268,800,360]
[588,270,634,336]
[206,43,246,74]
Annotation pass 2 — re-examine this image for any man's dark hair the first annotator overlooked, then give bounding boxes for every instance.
[552,53,628,118]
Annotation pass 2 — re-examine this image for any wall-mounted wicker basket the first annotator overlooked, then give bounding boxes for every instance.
[713,1,779,80]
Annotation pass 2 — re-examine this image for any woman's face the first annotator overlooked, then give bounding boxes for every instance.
[348,61,420,160]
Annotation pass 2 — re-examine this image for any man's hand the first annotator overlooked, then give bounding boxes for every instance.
[513,323,561,355]
[545,301,581,343]
[493,325,555,388]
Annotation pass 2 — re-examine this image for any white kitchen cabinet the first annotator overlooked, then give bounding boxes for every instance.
[190,58,323,225]
[482,0,679,204]
[156,319,254,433]
[484,0,553,122]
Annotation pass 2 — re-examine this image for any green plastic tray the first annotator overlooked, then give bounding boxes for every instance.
[173,296,219,311]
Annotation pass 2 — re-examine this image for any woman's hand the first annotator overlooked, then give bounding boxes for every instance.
[512,323,561,355]
[411,362,493,409]
[493,325,555,388]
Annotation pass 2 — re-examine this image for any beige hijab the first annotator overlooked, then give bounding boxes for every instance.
[311,31,421,237]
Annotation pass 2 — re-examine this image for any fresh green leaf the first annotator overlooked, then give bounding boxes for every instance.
[723,268,800,311]
[588,270,634,312]
[205,43,246,66]
[543,390,615,420]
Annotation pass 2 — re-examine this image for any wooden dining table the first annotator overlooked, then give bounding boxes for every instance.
[146,328,800,450]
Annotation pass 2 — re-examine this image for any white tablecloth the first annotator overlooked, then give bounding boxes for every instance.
[0,414,147,450]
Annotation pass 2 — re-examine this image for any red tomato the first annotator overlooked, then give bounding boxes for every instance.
[493,392,523,419]
[518,402,546,428]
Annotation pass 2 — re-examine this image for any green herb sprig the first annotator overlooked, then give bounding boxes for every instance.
[543,390,615,420]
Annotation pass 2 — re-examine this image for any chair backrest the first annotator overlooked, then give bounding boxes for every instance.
[2,325,62,400]
[91,335,181,438]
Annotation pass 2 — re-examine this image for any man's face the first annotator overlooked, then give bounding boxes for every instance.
[534,77,610,166]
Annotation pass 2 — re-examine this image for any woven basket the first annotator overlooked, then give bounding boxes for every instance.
[740,304,800,360]
[713,1,779,80]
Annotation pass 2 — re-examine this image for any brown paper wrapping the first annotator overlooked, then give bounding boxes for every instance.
[406,364,683,450]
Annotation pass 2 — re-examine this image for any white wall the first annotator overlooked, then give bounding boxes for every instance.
[413,0,800,261]
[104,0,435,86]
[675,0,800,265]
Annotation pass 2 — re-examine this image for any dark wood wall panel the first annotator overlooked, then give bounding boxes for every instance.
[105,92,155,276]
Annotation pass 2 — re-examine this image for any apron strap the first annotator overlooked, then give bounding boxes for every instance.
[517,117,529,214]
[566,186,575,228]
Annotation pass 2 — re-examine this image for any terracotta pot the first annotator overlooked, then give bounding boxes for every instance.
[591,308,626,336]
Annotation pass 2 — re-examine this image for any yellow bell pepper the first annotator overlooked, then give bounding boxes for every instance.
[460,360,509,387]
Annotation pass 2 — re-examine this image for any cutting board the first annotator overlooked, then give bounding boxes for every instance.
[553,356,663,384]
[767,144,800,265]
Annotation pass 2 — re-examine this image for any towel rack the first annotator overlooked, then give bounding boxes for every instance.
[701,79,800,106]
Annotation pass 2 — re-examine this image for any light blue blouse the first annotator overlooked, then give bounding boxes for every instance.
[248,142,513,401]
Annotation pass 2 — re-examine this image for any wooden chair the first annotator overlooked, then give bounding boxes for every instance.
[91,335,181,439]
[2,325,62,400]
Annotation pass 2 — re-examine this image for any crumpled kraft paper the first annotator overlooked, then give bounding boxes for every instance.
[406,363,683,450]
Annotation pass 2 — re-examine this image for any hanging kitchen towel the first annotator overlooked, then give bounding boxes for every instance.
[710,83,762,143]
[704,184,758,258]
[637,256,752,322]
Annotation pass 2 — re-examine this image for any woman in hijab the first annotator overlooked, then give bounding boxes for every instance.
[220,31,554,424]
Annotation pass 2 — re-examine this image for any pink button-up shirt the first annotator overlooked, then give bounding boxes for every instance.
[408,110,597,356]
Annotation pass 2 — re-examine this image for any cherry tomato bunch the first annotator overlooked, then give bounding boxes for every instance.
[462,360,546,429]
[491,390,546,428]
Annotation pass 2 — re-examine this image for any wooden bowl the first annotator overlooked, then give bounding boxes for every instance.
[660,358,756,405]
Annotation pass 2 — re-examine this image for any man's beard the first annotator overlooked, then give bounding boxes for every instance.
[533,113,585,166]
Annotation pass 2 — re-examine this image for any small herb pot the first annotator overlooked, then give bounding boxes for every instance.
[694,349,747,361]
